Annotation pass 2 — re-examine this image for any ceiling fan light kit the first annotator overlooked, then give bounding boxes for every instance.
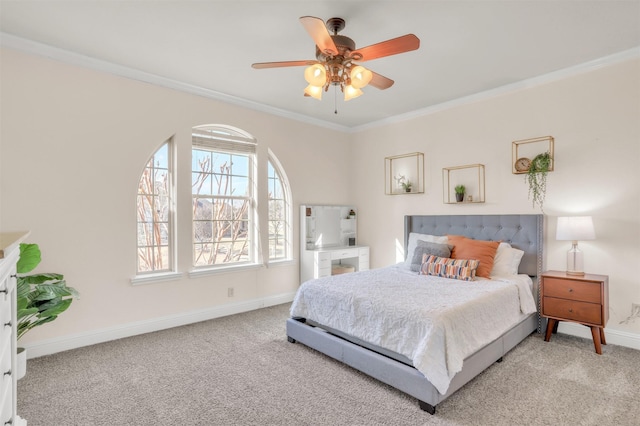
[252,16,420,102]
[304,64,327,86]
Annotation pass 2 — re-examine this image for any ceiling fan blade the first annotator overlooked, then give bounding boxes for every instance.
[353,34,420,62]
[299,16,339,56]
[368,71,394,90]
[252,60,317,69]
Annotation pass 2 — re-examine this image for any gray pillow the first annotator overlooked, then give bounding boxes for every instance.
[410,240,453,272]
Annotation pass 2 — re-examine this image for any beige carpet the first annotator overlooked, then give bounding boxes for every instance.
[17,303,640,425]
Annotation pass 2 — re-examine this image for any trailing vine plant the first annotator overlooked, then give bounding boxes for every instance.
[524,151,552,212]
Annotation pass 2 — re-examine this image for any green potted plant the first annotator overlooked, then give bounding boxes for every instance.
[401,180,413,193]
[455,185,466,202]
[15,243,79,378]
[524,151,552,211]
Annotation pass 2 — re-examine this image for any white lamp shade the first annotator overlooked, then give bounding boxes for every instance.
[304,84,323,100]
[556,216,596,241]
[304,64,326,87]
[350,65,373,89]
[343,85,363,101]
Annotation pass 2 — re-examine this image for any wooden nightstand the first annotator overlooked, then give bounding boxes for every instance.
[541,270,609,354]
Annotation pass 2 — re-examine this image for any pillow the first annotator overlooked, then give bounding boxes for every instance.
[419,254,479,281]
[447,235,500,279]
[491,242,525,276]
[409,240,453,272]
[404,233,449,268]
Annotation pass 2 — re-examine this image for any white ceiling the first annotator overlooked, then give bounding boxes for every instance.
[1,1,639,130]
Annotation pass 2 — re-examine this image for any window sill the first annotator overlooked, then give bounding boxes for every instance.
[131,272,184,286]
[267,259,296,268]
[188,262,263,278]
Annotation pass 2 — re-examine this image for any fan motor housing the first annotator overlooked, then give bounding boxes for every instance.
[316,35,356,61]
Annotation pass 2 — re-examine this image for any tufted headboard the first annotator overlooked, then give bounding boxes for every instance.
[404,214,544,277]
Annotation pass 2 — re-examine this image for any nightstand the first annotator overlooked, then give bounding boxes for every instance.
[541,270,609,354]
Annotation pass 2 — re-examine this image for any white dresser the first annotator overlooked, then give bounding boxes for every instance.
[1,232,29,426]
[300,205,370,284]
[303,245,370,283]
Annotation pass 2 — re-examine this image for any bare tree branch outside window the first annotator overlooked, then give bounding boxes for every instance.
[268,161,288,260]
[136,142,171,273]
[192,149,252,266]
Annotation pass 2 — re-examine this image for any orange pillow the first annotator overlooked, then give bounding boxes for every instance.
[447,235,500,279]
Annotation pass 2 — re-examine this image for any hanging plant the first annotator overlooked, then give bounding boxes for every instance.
[524,151,552,211]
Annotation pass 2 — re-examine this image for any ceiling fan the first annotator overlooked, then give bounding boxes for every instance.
[251,16,420,102]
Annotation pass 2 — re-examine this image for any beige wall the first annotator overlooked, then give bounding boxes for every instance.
[1,47,639,352]
[0,48,351,351]
[352,58,640,341]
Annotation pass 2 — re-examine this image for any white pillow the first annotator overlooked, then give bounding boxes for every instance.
[405,232,449,268]
[491,242,525,276]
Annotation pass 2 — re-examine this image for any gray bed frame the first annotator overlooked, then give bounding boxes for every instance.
[286,214,544,414]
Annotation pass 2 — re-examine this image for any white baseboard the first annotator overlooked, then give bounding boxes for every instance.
[557,322,640,350]
[23,292,296,359]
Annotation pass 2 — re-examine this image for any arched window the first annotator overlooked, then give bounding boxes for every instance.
[268,152,292,261]
[136,139,173,274]
[192,125,257,268]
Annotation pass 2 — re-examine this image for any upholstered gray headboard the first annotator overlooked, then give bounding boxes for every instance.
[404,214,544,277]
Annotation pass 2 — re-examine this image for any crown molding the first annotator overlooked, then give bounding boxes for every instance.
[0,32,350,133]
[352,47,640,133]
[2,32,637,134]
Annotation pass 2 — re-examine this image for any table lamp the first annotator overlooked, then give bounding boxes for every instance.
[556,216,596,276]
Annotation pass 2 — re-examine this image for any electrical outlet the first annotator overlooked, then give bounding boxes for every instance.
[228,287,234,297]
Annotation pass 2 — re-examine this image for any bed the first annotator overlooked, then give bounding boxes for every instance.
[286,214,544,414]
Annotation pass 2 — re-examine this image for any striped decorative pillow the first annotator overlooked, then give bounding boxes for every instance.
[420,254,480,281]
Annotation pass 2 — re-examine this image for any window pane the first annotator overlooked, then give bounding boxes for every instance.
[211,152,232,171]
[192,150,211,172]
[230,154,249,176]
[155,198,169,222]
[267,157,291,262]
[136,140,173,274]
[158,222,170,245]
[230,199,250,220]
[137,195,153,221]
[154,143,169,169]
[192,171,213,195]
[192,126,256,268]
[272,179,283,199]
[269,200,284,221]
[137,223,153,246]
[137,247,153,272]
[231,176,249,196]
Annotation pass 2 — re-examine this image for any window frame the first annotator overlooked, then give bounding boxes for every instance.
[267,150,293,263]
[134,138,176,279]
[191,125,258,271]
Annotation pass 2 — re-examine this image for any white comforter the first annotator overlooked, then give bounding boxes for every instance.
[290,264,537,395]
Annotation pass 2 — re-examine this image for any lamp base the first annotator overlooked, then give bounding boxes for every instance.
[566,241,585,276]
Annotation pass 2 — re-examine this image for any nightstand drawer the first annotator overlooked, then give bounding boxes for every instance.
[543,297,602,325]
[543,277,601,303]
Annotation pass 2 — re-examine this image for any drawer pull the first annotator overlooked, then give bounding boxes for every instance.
[0,289,6,295]
[568,288,573,292]
[5,420,14,425]
[3,321,11,327]
[568,308,573,313]
[3,369,11,377]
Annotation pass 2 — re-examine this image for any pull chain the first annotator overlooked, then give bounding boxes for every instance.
[334,86,338,114]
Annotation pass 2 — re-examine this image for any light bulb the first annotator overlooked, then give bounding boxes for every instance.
[304,64,326,87]
[344,85,363,101]
[350,65,373,89]
[304,84,323,100]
